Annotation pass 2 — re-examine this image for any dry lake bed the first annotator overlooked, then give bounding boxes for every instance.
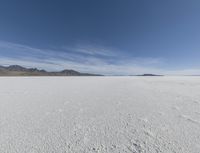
[0,77,200,153]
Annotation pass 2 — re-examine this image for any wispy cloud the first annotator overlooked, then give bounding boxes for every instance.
[63,44,116,56]
[1,40,198,75]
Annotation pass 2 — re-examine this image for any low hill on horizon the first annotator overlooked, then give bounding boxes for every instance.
[136,74,164,76]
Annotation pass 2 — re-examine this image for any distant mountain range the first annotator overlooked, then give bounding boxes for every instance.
[0,65,102,76]
[0,65,165,76]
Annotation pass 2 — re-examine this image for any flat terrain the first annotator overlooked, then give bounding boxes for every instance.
[0,77,200,153]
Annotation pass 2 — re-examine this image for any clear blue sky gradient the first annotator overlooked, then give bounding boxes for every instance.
[0,0,200,75]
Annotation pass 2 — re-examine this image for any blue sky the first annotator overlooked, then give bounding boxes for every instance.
[0,0,200,75]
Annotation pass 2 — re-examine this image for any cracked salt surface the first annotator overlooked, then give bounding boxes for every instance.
[0,76,200,153]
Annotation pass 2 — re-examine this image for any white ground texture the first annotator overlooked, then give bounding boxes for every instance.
[0,77,200,153]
